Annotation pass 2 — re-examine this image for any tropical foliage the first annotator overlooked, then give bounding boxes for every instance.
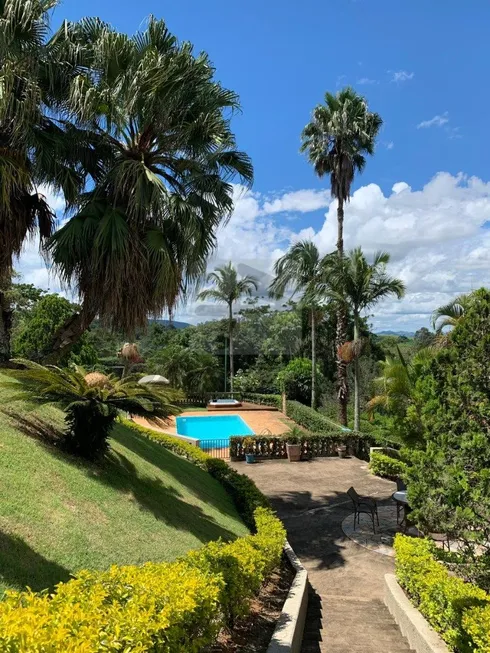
[406,289,490,591]
[198,262,258,391]
[276,357,324,406]
[2,360,180,458]
[301,87,382,424]
[148,343,220,393]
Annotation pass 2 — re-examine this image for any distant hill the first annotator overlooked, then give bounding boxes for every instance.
[151,319,191,329]
[375,330,415,337]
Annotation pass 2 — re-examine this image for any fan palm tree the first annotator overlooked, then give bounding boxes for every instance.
[3,359,180,459]
[301,87,382,424]
[0,0,100,365]
[44,17,253,362]
[198,263,258,392]
[323,248,405,431]
[269,241,326,409]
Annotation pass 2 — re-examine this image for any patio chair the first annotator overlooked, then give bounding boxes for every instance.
[395,478,407,523]
[347,486,379,533]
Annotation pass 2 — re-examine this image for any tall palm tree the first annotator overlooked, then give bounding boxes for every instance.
[44,17,253,362]
[269,241,325,409]
[0,0,98,365]
[198,263,258,392]
[301,87,382,424]
[324,248,405,431]
[432,294,470,333]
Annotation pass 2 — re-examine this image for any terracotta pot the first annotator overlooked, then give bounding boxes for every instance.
[286,443,302,462]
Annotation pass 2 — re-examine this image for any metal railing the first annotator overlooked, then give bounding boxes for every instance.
[198,438,230,459]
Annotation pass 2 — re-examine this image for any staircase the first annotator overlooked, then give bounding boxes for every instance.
[301,588,414,653]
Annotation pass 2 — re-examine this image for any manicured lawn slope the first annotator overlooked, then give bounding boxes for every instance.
[0,374,248,595]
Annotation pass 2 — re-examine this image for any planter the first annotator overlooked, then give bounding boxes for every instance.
[337,445,347,459]
[245,453,256,464]
[286,443,302,462]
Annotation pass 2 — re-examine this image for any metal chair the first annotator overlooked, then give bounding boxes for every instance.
[347,487,379,533]
[395,478,407,523]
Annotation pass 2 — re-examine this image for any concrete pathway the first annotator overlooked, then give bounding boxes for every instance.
[231,457,414,653]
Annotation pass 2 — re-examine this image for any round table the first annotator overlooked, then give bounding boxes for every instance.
[392,491,411,532]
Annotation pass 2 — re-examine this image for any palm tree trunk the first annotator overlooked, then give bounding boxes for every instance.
[336,198,348,426]
[41,308,97,364]
[228,303,234,393]
[311,308,316,409]
[0,289,12,367]
[353,314,360,432]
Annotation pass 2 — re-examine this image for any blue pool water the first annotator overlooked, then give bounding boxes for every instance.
[176,415,253,446]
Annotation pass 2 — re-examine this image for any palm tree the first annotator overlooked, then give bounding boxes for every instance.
[198,263,258,392]
[301,87,382,424]
[432,294,470,334]
[269,241,325,409]
[324,248,405,431]
[0,0,99,365]
[3,359,180,459]
[44,17,253,362]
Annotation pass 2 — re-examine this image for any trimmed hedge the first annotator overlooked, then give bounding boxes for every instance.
[242,393,282,408]
[284,399,343,432]
[369,451,408,480]
[394,535,490,652]
[0,421,286,651]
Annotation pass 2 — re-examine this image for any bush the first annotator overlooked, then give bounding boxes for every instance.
[0,422,286,650]
[394,535,490,652]
[369,451,408,479]
[285,399,341,432]
[242,392,282,408]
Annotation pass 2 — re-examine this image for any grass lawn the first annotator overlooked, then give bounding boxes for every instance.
[0,373,248,595]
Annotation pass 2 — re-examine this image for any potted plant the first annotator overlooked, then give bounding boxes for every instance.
[285,427,303,462]
[243,437,256,464]
[337,443,347,458]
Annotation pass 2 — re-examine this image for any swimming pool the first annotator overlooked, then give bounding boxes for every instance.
[176,414,253,446]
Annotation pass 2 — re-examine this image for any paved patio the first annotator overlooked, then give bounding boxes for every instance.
[232,457,414,653]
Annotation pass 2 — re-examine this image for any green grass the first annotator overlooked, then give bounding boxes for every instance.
[0,374,248,595]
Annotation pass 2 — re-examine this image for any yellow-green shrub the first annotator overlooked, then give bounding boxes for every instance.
[394,535,490,652]
[369,451,407,479]
[0,560,222,652]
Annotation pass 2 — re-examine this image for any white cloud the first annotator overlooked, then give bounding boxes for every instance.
[417,112,449,129]
[390,70,414,82]
[357,77,377,85]
[16,173,490,333]
[37,184,65,213]
[385,141,394,150]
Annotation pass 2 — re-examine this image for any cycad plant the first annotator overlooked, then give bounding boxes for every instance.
[3,359,180,459]
[198,263,258,392]
[301,87,382,424]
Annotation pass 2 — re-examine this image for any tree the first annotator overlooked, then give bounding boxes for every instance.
[325,248,405,431]
[3,359,180,459]
[198,263,258,392]
[149,344,219,394]
[269,241,326,409]
[301,87,382,424]
[0,0,97,364]
[12,294,97,366]
[407,289,490,589]
[431,294,471,349]
[413,327,435,351]
[46,17,253,361]
[276,357,324,406]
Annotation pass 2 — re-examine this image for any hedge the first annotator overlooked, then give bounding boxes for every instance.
[0,421,286,651]
[394,535,490,652]
[369,451,408,479]
[242,393,282,408]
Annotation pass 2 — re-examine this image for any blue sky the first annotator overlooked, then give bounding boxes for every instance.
[22,0,490,331]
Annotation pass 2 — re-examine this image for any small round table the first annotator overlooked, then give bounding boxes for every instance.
[392,491,411,532]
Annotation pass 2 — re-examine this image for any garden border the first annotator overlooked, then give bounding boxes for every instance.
[267,542,308,653]
[384,574,450,653]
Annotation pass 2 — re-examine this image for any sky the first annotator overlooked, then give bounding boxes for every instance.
[19,0,490,332]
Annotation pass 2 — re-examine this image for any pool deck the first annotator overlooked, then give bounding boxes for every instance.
[133,408,292,438]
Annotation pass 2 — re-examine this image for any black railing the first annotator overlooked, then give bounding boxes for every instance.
[198,439,230,459]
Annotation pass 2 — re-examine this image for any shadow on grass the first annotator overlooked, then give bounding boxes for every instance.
[5,411,242,545]
[112,424,241,521]
[0,531,71,594]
